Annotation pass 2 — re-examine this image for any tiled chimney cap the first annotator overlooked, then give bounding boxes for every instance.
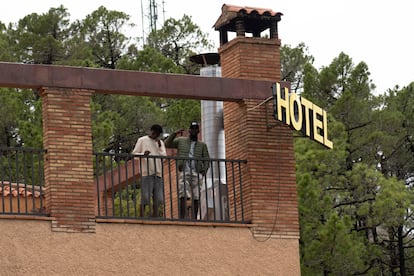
[213,4,283,32]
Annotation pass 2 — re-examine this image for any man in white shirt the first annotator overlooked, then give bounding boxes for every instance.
[132,124,166,217]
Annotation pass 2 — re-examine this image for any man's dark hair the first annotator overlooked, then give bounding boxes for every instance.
[150,124,163,133]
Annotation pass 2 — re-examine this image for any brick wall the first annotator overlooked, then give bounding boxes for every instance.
[220,38,281,82]
[219,37,300,238]
[36,36,298,237]
[41,87,95,232]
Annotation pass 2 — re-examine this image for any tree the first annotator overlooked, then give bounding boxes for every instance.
[0,6,71,149]
[292,45,414,274]
[302,52,378,170]
[0,7,71,151]
[296,120,376,275]
[75,6,132,69]
[8,5,70,64]
[117,45,183,73]
[146,14,213,74]
[280,42,314,94]
[367,83,414,275]
[0,22,15,62]
[0,88,42,148]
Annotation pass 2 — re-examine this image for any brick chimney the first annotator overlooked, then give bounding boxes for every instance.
[215,4,299,238]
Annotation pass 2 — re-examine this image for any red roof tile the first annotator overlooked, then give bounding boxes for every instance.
[223,4,281,16]
[214,4,283,30]
[0,181,44,198]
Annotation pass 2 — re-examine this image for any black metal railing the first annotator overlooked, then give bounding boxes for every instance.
[0,147,47,216]
[94,152,247,223]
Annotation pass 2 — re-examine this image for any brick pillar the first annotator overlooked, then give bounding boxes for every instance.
[220,37,299,238]
[41,87,95,233]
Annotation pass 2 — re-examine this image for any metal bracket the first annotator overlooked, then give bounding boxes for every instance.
[265,83,278,131]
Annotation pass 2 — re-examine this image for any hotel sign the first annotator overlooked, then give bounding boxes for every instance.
[272,83,333,149]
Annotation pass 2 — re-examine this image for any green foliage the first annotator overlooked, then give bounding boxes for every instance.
[9,5,70,64]
[372,84,414,179]
[113,187,163,218]
[117,45,184,73]
[113,188,141,217]
[0,22,15,62]
[281,42,314,94]
[372,176,411,227]
[0,88,42,147]
[294,46,414,274]
[77,6,132,69]
[91,94,164,153]
[146,14,213,74]
[301,213,368,275]
[163,99,201,132]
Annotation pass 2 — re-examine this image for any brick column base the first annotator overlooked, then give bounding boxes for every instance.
[41,87,95,233]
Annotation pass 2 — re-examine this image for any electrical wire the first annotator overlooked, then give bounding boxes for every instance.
[246,96,273,111]
[250,126,282,242]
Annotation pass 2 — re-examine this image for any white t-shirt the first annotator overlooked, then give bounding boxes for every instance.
[132,135,166,177]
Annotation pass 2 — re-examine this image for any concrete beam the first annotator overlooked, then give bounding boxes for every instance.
[0,62,276,101]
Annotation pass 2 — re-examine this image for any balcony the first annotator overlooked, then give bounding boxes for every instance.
[94,152,247,223]
[0,148,247,223]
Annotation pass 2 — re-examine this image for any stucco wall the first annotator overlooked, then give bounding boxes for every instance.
[0,219,300,275]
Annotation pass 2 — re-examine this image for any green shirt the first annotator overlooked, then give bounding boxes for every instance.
[164,133,210,175]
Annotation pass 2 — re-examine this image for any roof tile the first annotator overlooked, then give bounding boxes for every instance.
[214,4,283,30]
[0,182,44,198]
[223,4,281,17]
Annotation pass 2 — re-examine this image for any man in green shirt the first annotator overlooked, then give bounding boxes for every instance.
[165,121,210,219]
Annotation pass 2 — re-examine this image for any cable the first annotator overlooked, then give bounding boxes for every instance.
[246,96,273,111]
[250,128,282,242]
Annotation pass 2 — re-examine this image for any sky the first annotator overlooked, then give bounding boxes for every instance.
[2,0,413,94]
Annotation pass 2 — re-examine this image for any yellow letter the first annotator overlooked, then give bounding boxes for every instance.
[289,93,303,131]
[323,110,333,149]
[277,85,290,125]
[300,97,312,136]
[312,104,324,145]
